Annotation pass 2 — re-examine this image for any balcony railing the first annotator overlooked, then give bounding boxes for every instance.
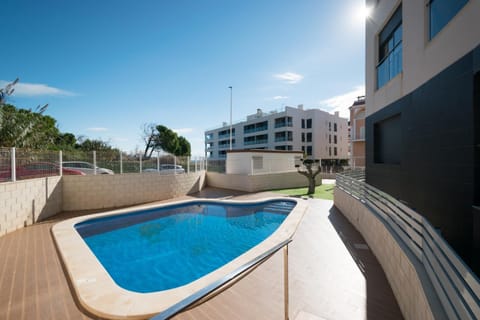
[244,139,268,146]
[337,171,480,320]
[244,126,268,134]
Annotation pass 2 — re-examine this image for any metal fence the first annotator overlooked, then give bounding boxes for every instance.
[0,147,206,182]
[337,171,480,320]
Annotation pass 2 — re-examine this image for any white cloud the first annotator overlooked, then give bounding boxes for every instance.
[0,80,75,97]
[319,85,365,119]
[273,95,289,100]
[86,127,108,132]
[173,128,194,135]
[274,72,304,84]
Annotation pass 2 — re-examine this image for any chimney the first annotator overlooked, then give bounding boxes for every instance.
[334,111,339,117]
[297,104,304,110]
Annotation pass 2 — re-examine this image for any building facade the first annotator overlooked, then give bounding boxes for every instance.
[365,0,479,273]
[205,105,348,162]
[349,96,366,168]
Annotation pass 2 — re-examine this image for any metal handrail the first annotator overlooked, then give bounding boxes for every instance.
[337,172,480,320]
[150,239,292,320]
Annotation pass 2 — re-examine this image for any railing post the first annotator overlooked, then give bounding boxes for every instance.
[174,156,177,175]
[284,245,289,320]
[59,150,63,176]
[157,151,160,171]
[120,151,123,174]
[11,147,16,182]
[139,153,143,173]
[93,151,97,175]
[187,156,190,174]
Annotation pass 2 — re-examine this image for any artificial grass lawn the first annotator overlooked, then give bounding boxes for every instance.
[271,183,335,200]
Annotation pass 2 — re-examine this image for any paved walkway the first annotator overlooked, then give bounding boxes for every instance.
[0,187,402,319]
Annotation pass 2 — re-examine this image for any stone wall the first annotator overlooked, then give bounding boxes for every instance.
[62,171,206,211]
[0,176,62,236]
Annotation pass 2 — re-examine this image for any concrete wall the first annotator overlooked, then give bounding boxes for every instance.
[0,176,62,236]
[62,171,206,211]
[207,171,329,193]
[334,187,445,320]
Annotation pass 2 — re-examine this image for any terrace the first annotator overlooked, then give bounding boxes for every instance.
[0,187,402,319]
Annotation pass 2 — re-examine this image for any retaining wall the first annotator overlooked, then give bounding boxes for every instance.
[334,187,445,320]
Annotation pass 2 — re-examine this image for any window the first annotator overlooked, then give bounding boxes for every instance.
[275,116,292,128]
[429,0,468,39]
[334,123,337,132]
[306,132,312,142]
[374,114,401,164]
[306,119,312,128]
[334,135,337,144]
[377,5,402,89]
[334,147,337,156]
[306,146,312,156]
[329,147,331,156]
[301,119,305,129]
[301,132,305,142]
[252,156,263,170]
[329,122,331,131]
[329,135,331,143]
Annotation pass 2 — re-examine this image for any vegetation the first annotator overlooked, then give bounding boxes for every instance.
[142,123,191,158]
[0,79,118,152]
[271,184,335,200]
[296,158,322,194]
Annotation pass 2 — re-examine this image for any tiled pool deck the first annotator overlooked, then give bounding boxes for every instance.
[0,187,403,320]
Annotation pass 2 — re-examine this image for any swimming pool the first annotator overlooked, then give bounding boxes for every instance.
[53,198,307,319]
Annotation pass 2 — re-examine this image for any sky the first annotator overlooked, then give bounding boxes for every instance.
[2,0,366,156]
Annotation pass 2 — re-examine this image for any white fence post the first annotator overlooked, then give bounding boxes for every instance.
[139,154,143,173]
[120,151,123,174]
[11,147,16,182]
[93,151,97,175]
[59,151,63,176]
[187,156,190,174]
[157,151,160,171]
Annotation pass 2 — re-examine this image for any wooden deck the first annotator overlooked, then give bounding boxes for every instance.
[0,188,403,320]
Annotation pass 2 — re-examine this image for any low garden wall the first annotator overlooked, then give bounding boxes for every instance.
[62,171,206,211]
[206,171,325,192]
[0,176,62,236]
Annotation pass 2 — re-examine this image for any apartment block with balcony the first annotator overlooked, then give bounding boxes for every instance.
[365,0,480,274]
[205,105,348,162]
[349,96,366,168]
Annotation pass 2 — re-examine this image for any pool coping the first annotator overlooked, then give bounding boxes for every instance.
[51,197,308,319]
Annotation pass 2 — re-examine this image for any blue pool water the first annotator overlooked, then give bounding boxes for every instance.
[75,200,295,293]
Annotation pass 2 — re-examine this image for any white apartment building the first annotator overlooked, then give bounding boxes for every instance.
[205,105,348,161]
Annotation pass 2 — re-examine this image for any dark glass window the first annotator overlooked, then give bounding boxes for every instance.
[307,132,312,142]
[301,119,305,129]
[329,147,331,156]
[334,123,337,132]
[374,114,401,164]
[301,132,305,142]
[329,122,331,131]
[377,5,402,89]
[306,146,312,156]
[334,135,337,144]
[306,119,312,128]
[429,0,468,39]
[334,147,337,156]
[329,135,331,143]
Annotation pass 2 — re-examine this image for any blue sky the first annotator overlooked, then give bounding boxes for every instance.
[2,0,366,156]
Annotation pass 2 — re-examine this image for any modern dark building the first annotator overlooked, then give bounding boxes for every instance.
[365,0,479,274]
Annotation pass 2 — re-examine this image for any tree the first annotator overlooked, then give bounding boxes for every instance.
[142,124,191,157]
[296,158,322,194]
